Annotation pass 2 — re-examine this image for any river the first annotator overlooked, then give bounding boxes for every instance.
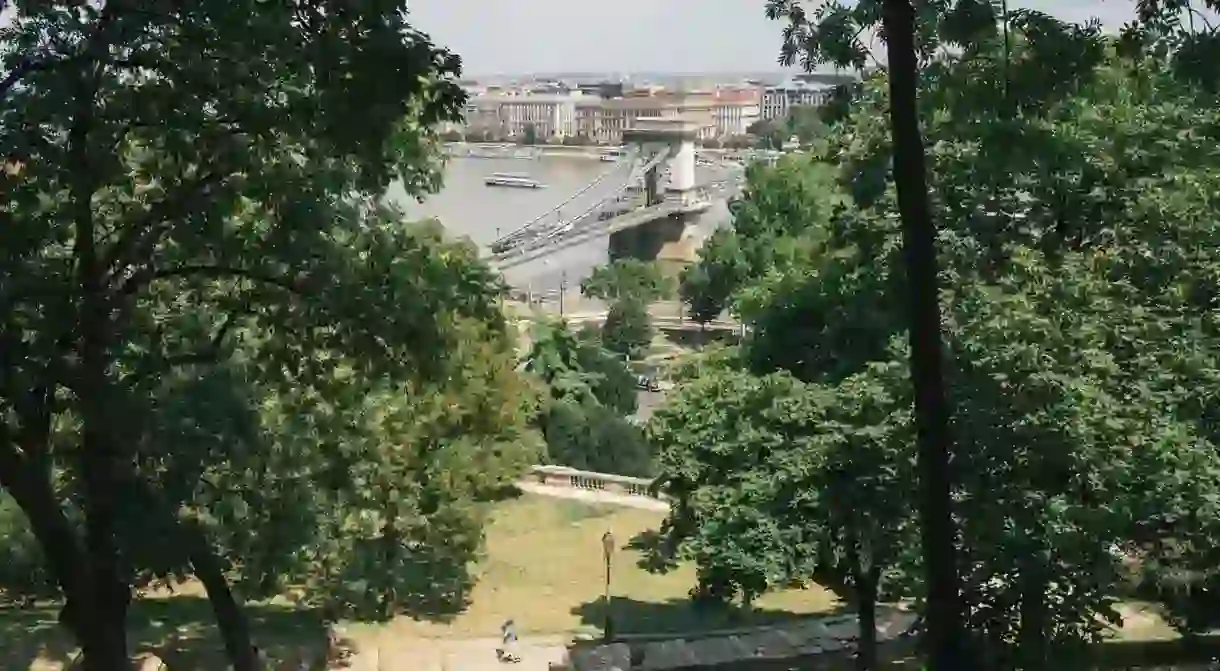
[385,154,733,295]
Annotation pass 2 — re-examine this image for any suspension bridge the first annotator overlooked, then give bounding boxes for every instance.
[484,118,744,274]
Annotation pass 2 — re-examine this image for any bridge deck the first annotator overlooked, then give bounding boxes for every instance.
[493,202,687,269]
[491,180,740,270]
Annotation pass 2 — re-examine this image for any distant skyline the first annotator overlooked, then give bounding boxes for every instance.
[408,0,1143,77]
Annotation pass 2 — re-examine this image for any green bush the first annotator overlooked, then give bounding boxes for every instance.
[602,299,653,360]
[543,401,654,477]
[0,493,58,604]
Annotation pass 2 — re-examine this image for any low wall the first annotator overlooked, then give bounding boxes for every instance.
[529,465,666,501]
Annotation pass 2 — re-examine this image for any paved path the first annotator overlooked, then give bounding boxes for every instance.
[516,481,670,511]
[342,635,569,671]
[338,612,919,671]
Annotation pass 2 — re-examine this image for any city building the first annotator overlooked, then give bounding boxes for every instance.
[712,88,761,137]
[761,78,836,120]
[757,72,858,121]
[464,91,587,141]
[577,81,624,99]
[593,91,716,145]
[460,86,732,144]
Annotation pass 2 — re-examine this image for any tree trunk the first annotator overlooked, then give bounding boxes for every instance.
[1017,557,1048,668]
[0,460,92,635]
[2,420,128,670]
[855,565,882,671]
[879,1,964,669]
[78,319,131,671]
[185,522,261,671]
[81,429,132,671]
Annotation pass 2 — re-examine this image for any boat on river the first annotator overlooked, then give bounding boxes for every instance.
[484,172,546,189]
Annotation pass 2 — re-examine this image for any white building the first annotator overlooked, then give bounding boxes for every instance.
[466,92,585,141]
[761,79,836,120]
[712,89,761,136]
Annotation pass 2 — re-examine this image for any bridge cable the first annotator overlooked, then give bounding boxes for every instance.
[492,147,674,264]
[504,147,671,251]
[491,147,642,245]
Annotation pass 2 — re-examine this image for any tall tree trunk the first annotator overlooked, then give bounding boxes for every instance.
[80,429,132,671]
[0,424,121,669]
[845,534,881,671]
[855,565,882,671]
[186,522,261,671]
[0,455,92,637]
[77,289,131,671]
[879,0,964,668]
[1017,552,1048,668]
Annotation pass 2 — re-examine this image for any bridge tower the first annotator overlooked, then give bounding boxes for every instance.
[615,117,709,274]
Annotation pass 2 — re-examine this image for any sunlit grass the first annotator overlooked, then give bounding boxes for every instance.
[3,494,1193,671]
[365,494,840,640]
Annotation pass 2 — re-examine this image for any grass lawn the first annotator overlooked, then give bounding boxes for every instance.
[1,493,1201,670]
[366,494,841,640]
[2,494,839,670]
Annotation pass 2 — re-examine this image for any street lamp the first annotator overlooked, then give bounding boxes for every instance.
[602,530,615,642]
[560,270,568,318]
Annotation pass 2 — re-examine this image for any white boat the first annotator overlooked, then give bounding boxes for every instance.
[484,172,546,189]
[599,147,627,163]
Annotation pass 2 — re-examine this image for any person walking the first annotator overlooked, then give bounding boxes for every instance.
[497,618,520,663]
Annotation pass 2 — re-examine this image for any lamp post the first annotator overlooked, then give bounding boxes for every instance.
[560,270,568,318]
[602,530,615,642]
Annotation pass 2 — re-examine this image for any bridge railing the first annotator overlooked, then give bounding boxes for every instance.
[529,465,668,501]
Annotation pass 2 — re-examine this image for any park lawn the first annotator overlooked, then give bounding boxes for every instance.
[363,494,842,640]
[2,493,1191,670]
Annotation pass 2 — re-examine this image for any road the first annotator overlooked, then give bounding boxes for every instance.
[340,635,570,671]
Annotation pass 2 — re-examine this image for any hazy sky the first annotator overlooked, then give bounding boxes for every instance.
[408,0,1141,76]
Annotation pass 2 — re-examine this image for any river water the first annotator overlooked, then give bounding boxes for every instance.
[385,154,732,296]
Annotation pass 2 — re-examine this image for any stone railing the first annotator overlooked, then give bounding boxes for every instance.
[529,465,668,501]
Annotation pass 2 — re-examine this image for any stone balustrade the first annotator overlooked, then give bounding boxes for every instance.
[530,465,667,501]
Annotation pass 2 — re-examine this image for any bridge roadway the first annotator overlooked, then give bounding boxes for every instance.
[491,177,742,270]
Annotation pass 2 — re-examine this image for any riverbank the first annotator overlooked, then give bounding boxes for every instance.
[443,142,755,162]
[444,142,605,161]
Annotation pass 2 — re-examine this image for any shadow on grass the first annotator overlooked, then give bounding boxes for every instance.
[0,596,356,671]
[660,327,738,350]
[625,529,677,574]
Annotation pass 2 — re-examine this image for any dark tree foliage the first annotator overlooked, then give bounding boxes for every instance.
[0,3,539,670]
[602,299,654,360]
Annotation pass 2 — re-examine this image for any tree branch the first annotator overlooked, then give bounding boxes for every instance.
[166,311,240,368]
[122,264,306,297]
[101,170,226,283]
[0,53,77,104]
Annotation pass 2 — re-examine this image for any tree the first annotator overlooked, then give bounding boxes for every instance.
[602,300,653,360]
[763,1,985,662]
[746,118,785,150]
[784,105,827,145]
[0,492,58,606]
[580,259,673,304]
[522,321,649,475]
[0,3,512,669]
[722,135,756,150]
[522,122,539,146]
[740,15,1220,661]
[646,360,920,668]
[544,402,653,477]
[677,263,727,328]
[522,320,637,416]
[678,154,839,324]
